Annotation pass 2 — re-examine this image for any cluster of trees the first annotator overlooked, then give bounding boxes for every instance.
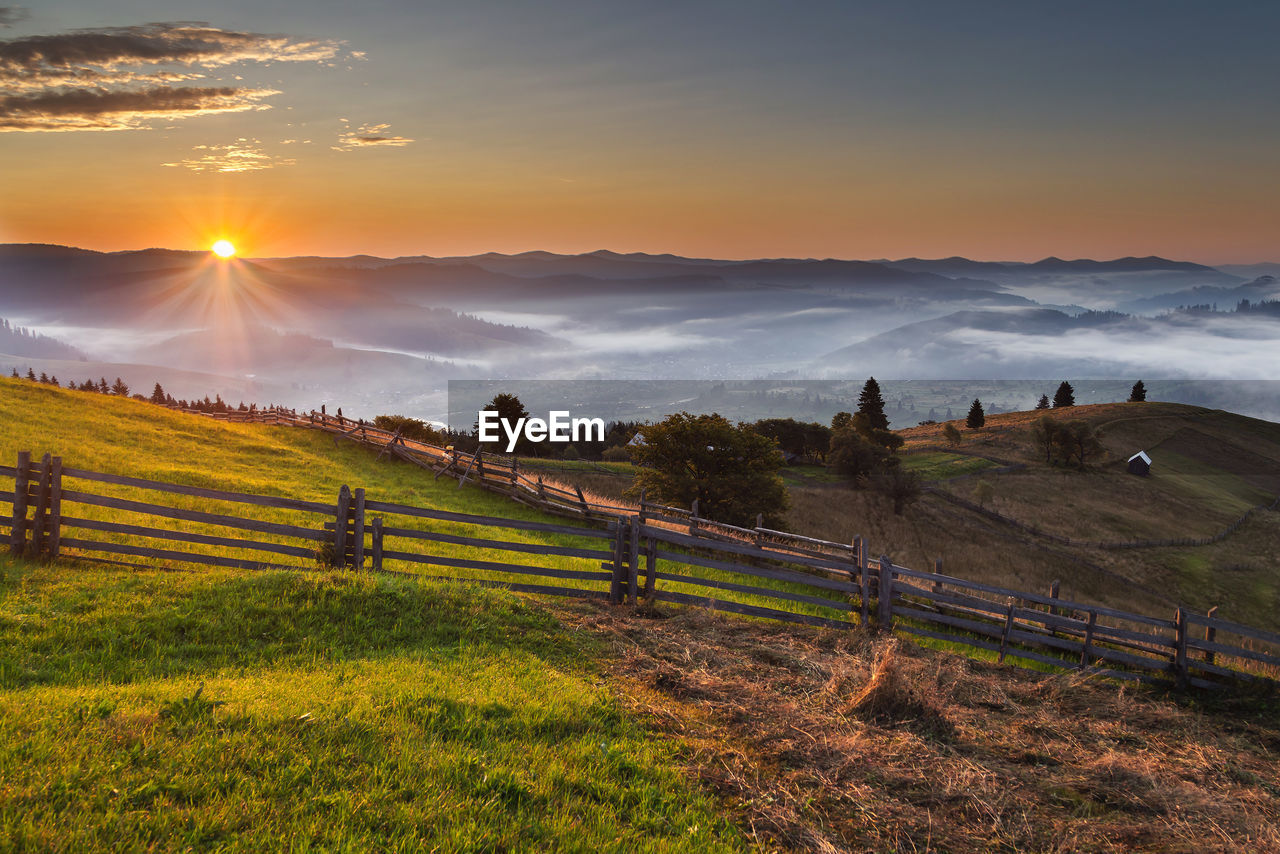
[826,378,920,515]
[7,368,298,415]
[12,368,130,398]
[629,412,790,528]
[1029,416,1102,469]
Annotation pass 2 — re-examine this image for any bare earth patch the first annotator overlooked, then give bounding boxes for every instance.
[559,600,1280,853]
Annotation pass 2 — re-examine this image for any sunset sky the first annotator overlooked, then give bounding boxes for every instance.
[1,1,1276,262]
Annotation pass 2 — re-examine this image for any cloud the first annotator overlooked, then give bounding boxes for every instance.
[332,122,413,150]
[163,139,296,172]
[0,22,342,132]
[0,7,28,29]
[0,85,277,131]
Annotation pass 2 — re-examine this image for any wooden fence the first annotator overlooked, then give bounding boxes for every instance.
[5,448,1279,691]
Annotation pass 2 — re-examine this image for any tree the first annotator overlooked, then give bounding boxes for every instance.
[373,414,445,445]
[856,377,889,432]
[150,382,166,404]
[1128,380,1147,402]
[871,459,922,516]
[829,426,888,485]
[1035,394,1050,410]
[966,399,985,429]
[629,412,789,527]
[1055,420,1102,470]
[831,411,853,433]
[1052,381,1075,408]
[25,368,35,381]
[943,423,962,446]
[111,378,129,397]
[1030,416,1058,464]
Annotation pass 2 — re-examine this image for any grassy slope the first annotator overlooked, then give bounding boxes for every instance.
[519,399,1280,630]
[0,380,745,852]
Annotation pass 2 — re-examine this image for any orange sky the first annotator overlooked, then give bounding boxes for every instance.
[2,5,1277,263]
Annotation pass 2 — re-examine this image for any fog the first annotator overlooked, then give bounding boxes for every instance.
[1,246,1276,424]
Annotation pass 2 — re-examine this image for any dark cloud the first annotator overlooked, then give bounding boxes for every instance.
[0,22,341,132]
[0,85,277,131]
[0,7,28,29]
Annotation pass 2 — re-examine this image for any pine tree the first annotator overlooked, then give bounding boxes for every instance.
[966,399,985,429]
[26,368,36,381]
[49,376,58,387]
[151,382,166,404]
[1052,381,1075,408]
[9,369,17,378]
[39,372,49,384]
[856,377,889,432]
[111,377,129,397]
[1128,380,1147,402]
[1035,394,1050,410]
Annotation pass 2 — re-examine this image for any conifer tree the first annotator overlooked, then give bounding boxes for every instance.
[1128,379,1147,402]
[856,377,889,432]
[1035,394,1050,410]
[1052,381,1075,408]
[966,399,985,429]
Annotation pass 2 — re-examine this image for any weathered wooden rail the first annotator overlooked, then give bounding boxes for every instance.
[4,448,1278,690]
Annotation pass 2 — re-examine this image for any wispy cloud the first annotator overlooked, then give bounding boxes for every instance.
[163,138,296,172]
[332,122,413,151]
[0,22,342,132]
[0,7,28,29]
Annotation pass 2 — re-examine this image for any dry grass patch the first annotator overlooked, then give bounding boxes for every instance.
[558,600,1280,853]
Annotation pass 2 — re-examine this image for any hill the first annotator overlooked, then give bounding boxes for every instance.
[2,382,1279,851]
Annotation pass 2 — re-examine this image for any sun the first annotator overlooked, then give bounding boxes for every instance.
[211,240,237,259]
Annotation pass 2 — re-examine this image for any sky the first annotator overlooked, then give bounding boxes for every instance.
[1,1,1277,262]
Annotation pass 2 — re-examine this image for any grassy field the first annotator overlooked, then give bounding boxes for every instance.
[5,379,1280,851]
[0,555,746,851]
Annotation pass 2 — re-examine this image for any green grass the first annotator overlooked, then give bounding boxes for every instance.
[899,451,998,481]
[0,555,747,852]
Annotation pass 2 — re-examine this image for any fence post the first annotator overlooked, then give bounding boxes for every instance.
[1174,607,1189,689]
[756,513,764,547]
[1204,606,1218,666]
[28,453,51,560]
[1079,610,1097,669]
[637,489,647,525]
[932,558,943,595]
[998,598,1016,663]
[351,487,366,569]
[644,535,657,600]
[858,538,870,628]
[627,518,640,605]
[10,451,30,557]
[46,456,62,560]
[609,520,626,604]
[370,516,383,573]
[690,499,699,533]
[575,486,588,514]
[848,538,861,627]
[333,485,351,568]
[877,555,893,631]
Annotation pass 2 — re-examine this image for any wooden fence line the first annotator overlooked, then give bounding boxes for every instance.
[6,442,1278,690]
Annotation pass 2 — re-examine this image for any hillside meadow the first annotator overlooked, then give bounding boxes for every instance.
[4,379,1280,852]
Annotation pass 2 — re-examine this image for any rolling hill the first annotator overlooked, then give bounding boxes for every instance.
[2,382,1278,852]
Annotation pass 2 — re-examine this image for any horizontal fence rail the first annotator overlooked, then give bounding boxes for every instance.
[5,443,1278,691]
